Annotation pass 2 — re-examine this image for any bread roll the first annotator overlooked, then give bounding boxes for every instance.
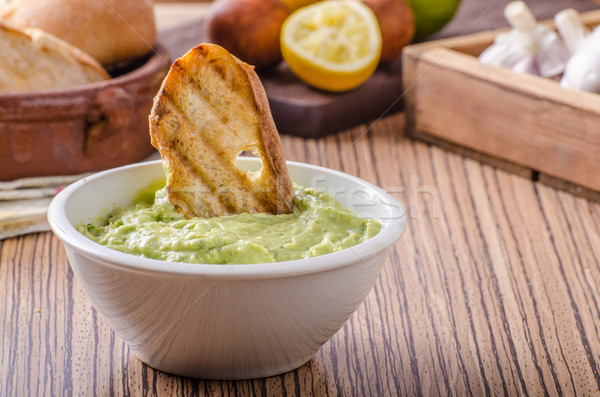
[0,0,17,14]
[0,21,109,92]
[1,0,156,66]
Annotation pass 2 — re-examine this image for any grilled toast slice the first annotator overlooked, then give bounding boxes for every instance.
[149,43,294,218]
[0,21,109,92]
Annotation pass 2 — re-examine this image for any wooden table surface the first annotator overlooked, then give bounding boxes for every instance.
[3,1,600,395]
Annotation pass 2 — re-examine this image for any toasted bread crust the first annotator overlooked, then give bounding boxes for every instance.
[149,43,294,218]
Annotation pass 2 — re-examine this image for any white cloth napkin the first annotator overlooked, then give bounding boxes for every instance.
[1,153,162,240]
[0,174,90,239]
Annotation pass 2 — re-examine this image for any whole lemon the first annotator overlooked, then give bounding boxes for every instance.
[407,0,461,40]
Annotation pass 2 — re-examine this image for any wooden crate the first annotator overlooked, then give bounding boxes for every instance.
[403,9,600,200]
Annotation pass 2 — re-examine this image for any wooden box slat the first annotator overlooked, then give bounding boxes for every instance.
[403,9,600,196]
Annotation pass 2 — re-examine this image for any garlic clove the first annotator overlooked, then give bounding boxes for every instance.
[504,1,537,32]
[479,41,538,75]
[555,8,590,55]
[511,54,539,75]
[479,29,535,67]
[533,25,570,77]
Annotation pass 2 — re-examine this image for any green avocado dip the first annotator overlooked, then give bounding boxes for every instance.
[78,183,381,264]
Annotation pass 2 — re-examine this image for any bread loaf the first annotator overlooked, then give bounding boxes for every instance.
[0,21,109,92]
[0,0,17,14]
[1,0,156,66]
[150,43,294,218]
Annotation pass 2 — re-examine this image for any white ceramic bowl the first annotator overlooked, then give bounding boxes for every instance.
[48,158,406,380]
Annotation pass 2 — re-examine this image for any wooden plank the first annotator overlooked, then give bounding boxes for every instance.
[409,128,534,179]
[539,173,600,202]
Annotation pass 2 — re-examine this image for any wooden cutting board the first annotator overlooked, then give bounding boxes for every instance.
[157,0,599,138]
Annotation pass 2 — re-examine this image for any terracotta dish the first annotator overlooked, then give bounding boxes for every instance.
[0,44,170,181]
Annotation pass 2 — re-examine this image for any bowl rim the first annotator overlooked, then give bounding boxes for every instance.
[48,159,406,279]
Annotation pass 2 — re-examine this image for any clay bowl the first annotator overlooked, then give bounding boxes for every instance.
[0,44,170,181]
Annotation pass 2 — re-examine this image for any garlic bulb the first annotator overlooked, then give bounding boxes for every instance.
[560,27,600,93]
[479,1,570,78]
[554,8,600,93]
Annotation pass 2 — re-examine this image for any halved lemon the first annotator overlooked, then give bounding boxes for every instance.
[280,0,382,92]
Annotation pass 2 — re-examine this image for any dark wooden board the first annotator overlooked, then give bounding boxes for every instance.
[259,60,403,138]
[158,17,403,138]
[158,0,599,138]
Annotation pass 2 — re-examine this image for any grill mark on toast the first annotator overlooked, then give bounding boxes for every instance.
[156,92,270,216]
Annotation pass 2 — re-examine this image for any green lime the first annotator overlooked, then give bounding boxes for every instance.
[407,0,461,40]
